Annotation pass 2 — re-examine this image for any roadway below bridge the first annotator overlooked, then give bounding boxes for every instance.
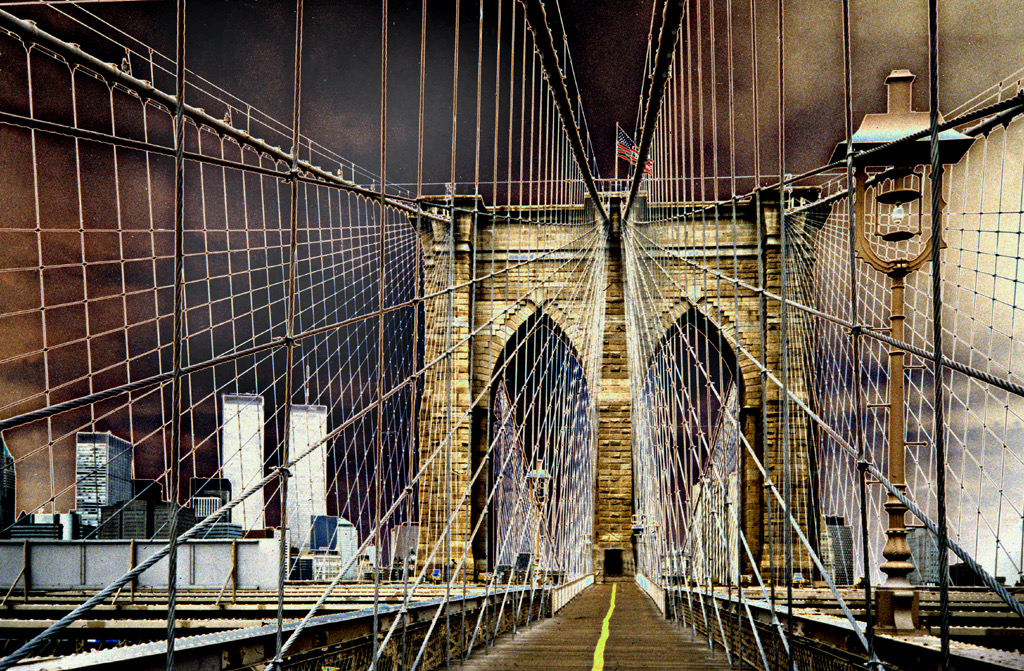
[462,582,730,670]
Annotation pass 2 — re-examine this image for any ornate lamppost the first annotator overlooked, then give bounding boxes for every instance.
[525,459,551,585]
[830,69,972,632]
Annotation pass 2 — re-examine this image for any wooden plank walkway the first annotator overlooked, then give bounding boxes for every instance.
[461,582,731,670]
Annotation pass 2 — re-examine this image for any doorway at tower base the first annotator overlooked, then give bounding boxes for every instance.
[594,543,635,582]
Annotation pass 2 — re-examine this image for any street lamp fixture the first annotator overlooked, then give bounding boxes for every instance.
[525,459,551,504]
[631,513,648,535]
[873,170,922,243]
[830,69,972,633]
[525,460,551,583]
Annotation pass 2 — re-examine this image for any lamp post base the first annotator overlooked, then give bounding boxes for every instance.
[875,587,923,634]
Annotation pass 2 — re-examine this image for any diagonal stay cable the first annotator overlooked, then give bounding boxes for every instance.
[0,8,442,225]
[0,220,599,669]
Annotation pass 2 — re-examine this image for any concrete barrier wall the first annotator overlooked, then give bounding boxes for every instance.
[0,539,281,591]
[634,573,665,614]
[551,573,594,613]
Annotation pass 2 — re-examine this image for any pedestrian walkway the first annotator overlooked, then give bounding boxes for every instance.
[461,582,732,670]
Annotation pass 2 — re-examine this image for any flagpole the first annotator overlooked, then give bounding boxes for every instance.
[614,123,619,192]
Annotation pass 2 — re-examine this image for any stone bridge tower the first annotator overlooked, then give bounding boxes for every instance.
[593,197,636,582]
[625,190,827,581]
[414,191,824,584]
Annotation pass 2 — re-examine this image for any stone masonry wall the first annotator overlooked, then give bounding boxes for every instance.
[417,199,475,581]
[416,193,822,586]
[593,220,635,581]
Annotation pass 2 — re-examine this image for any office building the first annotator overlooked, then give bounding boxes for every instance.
[190,477,231,522]
[336,518,359,580]
[192,496,221,520]
[221,394,265,532]
[97,500,150,539]
[310,514,339,551]
[91,479,163,538]
[308,515,359,580]
[132,478,164,501]
[98,501,195,540]
[195,522,245,539]
[75,433,133,529]
[820,515,855,586]
[0,438,15,533]
[190,478,232,501]
[391,523,419,568]
[907,526,941,585]
[285,404,328,551]
[9,512,87,540]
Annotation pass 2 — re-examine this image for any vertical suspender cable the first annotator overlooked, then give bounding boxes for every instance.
[273,1,305,667]
[408,4,427,659]
[709,0,735,652]
[464,0,485,656]
[404,239,420,671]
[165,2,186,669]
[775,0,796,666]
[445,1,460,664]
[927,0,950,668]
[373,0,388,663]
[725,0,743,663]
[417,0,427,198]
[840,0,878,664]
[481,0,503,647]
[749,0,760,190]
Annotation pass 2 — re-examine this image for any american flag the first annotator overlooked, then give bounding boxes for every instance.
[615,124,653,175]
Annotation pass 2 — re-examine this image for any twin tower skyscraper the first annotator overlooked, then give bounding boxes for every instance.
[221,394,328,550]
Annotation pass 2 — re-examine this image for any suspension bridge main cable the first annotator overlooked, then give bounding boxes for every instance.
[518,0,608,223]
[624,0,685,218]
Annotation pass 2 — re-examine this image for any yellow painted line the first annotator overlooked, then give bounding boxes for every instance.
[591,583,617,671]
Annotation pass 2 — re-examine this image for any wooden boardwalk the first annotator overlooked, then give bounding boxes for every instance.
[461,582,731,670]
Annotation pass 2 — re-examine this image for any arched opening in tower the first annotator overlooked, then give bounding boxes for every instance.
[633,308,741,584]
[482,310,594,579]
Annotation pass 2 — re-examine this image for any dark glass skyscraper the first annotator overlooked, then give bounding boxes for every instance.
[0,437,15,533]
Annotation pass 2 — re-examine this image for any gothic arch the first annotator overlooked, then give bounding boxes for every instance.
[470,305,595,574]
[472,297,590,399]
[657,297,758,413]
[641,297,764,573]
[491,307,585,385]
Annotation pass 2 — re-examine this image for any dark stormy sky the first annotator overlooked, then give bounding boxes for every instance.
[0,0,1021,519]
[13,0,1019,184]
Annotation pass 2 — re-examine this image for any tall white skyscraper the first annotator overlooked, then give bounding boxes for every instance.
[336,518,359,580]
[75,433,133,528]
[221,394,265,532]
[286,404,328,550]
[907,526,941,586]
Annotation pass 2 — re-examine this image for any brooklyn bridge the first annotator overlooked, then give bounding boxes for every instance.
[0,0,1022,669]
